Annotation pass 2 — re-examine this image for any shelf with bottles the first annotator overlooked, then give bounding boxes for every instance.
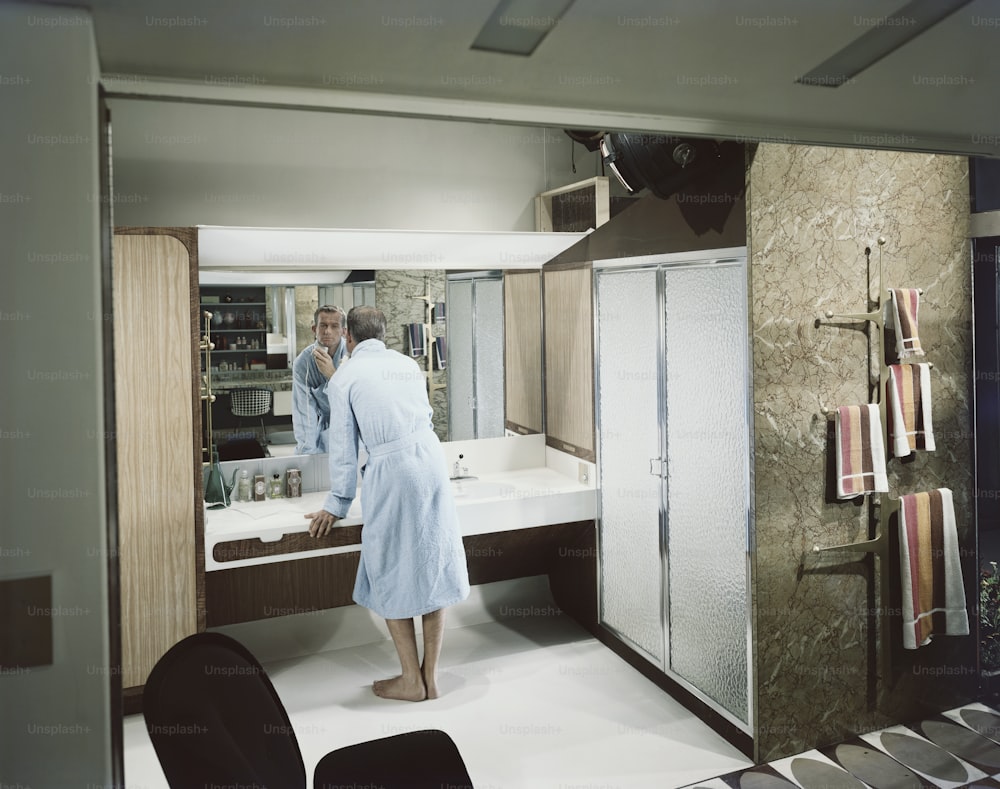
[200,286,269,372]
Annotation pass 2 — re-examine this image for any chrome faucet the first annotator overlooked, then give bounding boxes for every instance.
[450,454,476,480]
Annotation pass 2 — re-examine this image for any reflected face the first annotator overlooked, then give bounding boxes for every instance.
[313,311,343,351]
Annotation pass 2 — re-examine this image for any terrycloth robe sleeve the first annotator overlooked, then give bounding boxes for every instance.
[292,344,329,454]
[322,369,360,518]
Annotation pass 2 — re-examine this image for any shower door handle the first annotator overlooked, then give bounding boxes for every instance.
[649,458,666,478]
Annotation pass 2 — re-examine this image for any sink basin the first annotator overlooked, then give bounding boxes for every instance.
[450,480,516,500]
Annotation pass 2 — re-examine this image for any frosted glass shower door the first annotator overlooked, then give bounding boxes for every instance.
[596,259,751,729]
[596,268,664,664]
[662,261,750,725]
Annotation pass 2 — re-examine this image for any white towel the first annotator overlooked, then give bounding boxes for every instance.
[887,363,935,458]
[835,404,889,500]
[898,488,969,649]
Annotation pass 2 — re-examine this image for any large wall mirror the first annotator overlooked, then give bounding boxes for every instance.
[199,226,586,461]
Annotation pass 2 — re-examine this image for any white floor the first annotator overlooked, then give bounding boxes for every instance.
[123,579,753,788]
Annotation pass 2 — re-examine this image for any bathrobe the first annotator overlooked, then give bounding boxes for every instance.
[321,339,470,620]
[291,337,346,454]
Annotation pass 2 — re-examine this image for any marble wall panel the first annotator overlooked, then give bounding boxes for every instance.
[749,144,973,760]
[375,269,448,439]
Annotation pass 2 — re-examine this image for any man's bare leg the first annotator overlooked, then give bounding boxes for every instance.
[420,608,445,699]
[374,617,427,701]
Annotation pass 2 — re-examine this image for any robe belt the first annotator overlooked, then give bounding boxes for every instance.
[365,427,436,457]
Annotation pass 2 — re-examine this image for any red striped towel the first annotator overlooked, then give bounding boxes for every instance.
[835,404,888,499]
[890,288,926,359]
[898,488,968,649]
[887,363,935,458]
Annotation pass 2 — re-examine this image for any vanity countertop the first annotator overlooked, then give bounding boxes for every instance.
[204,466,597,571]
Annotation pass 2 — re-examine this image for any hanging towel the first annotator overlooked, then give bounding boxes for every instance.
[407,323,426,358]
[434,336,447,370]
[835,404,889,499]
[890,288,926,359]
[433,301,446,324]
[898,488,968,649]
[887,363,935,458]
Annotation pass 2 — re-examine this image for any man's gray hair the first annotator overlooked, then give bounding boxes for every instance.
[347,305,386,343]
[313,304,346,327]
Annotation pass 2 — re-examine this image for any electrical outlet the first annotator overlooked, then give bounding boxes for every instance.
[578,462,590,485]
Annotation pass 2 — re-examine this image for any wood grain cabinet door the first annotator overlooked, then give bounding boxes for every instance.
[112,232,198,690]
[543,265,595,461]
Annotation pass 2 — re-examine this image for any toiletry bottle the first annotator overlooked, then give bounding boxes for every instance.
[253,474,266,502]
[237,470,251,502]
[269,473,284,498]
[286,468,301,498]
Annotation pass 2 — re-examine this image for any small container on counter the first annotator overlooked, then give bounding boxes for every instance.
[268,473,283,499]
[286,468,301,498]
[237,470,251,502]
[253,474,266,502]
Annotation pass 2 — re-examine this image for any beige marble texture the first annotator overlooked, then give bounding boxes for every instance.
[375,269,448,439]
[748,144,972,760]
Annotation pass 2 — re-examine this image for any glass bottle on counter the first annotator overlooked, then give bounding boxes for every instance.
[268,473,284,498]
[237,469,251,502]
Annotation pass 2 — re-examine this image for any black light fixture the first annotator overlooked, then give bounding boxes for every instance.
[599,133,722,200]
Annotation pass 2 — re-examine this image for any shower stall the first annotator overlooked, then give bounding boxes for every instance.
[594,252,754,732]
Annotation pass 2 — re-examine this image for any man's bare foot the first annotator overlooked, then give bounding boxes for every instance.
[372,674,426,701]
[421,666,439,700]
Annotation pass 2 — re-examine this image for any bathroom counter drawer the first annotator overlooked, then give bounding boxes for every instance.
[212,524,364,564]
[205,520,596,627]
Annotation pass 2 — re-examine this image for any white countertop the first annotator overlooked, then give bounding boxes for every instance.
[204,466,597,571]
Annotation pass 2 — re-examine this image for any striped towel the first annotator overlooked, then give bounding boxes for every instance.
[898,488,968,649]
[434,336,447,370]
[407,323,426,358]
[887,363,935,458]
[890,288,926,359]
[835,404,889,499]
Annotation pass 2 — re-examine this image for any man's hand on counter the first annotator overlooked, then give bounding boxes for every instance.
[305,510,341,538]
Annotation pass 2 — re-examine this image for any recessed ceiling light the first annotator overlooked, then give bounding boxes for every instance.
[797,0,973,87]
[471,0,576,56]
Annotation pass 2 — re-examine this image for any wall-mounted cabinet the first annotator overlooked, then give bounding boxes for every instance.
[200,286,269,372]
[113,227,204,707]
[504,270,543,436]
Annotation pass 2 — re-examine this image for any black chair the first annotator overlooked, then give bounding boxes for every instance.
[229,387,272,445]
[314,729,475,788]
[143,632,475,789]
[143,631,306,788]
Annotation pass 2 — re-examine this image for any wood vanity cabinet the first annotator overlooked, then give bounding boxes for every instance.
[112,228,205,711]
[542,263,595,461]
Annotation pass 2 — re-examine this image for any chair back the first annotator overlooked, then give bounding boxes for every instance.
[143,632,306,789]
[314,729,474,788]
[230,387,272,417]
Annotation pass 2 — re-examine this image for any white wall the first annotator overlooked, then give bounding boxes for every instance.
[108,97,597,230]
[0,4,115,785]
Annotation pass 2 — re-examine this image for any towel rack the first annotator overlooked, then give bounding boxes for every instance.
[815,238,896,682]
[411,275,447,400]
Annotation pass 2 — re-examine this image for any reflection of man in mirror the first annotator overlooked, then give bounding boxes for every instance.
[305,306,469,701]
[291,305,347,454]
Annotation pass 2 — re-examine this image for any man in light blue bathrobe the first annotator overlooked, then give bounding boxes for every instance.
[305,306,470,701]
[291,305,347,454]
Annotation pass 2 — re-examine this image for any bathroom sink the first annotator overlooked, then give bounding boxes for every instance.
[449,479,516,500]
